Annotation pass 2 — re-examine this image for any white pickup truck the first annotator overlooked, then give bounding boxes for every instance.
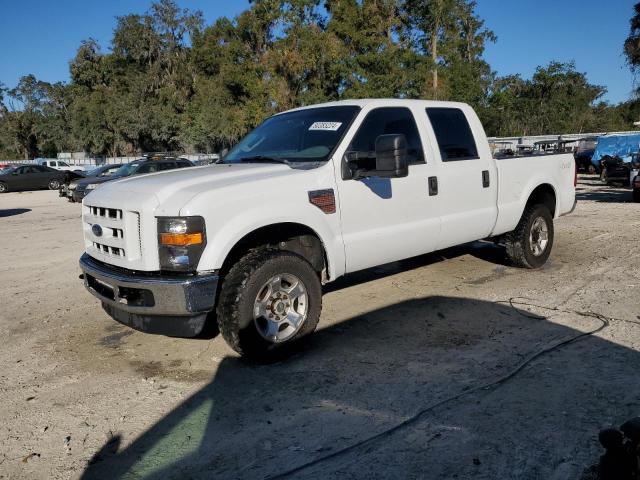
[79,99,576,358]
[38,159,85,173]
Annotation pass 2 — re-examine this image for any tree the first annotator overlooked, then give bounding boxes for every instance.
[0,0,636,159]
[624,3,640,74]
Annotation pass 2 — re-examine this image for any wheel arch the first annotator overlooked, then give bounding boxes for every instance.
[524,183,557,218]
[216,222,332,282]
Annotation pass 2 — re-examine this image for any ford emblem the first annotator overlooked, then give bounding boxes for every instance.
[92,224,103,237]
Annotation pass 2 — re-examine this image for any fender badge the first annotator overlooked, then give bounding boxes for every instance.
[92,224,103,237]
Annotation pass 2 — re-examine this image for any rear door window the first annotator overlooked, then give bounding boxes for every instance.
[426,108,479,161]
[137,163,158,174]
[158,162,176,171]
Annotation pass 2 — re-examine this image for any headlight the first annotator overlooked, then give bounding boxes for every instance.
[157,217,206,272]
[85,183,98,190]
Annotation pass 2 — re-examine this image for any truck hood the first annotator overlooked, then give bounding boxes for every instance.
[85,163,299,214]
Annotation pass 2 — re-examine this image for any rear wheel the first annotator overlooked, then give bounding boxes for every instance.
[216,249,322,359]
[48,179,61,190]
[0,182,7,193]
[505,204,554,269]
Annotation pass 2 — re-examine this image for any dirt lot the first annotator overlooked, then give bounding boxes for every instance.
[0,177,639,480]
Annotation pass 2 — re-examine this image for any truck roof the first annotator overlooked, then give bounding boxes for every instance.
[281,98,471,114]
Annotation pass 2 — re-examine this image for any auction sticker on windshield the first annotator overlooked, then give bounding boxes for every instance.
[309,122,342,131]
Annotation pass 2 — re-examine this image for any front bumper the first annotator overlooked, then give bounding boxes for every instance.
[79,253,219,337]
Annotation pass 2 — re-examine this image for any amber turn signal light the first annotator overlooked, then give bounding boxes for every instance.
[159,232,203,246]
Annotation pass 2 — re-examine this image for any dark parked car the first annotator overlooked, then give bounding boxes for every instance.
[600,155,631,186]
[62,164,121,202]
[73,157,194,202]
[0,164,66,193]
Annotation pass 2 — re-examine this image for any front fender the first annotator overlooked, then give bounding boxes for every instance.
[195,203,345,280]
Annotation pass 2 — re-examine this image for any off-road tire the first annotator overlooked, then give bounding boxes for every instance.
[48,179,61,190]
[0,182,7,193]
[505,204,554,269]
[216,249,322,359]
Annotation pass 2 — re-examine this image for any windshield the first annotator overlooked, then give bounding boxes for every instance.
[113,161,142,177]
[224,106,360,164]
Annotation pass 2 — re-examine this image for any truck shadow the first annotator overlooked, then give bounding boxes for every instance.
[81,296,639,480]
[325,242,508,293]
[198,243,508,340]
[0,208,31,217]
[575,187,632,204]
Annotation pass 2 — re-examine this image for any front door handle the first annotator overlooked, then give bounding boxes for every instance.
[428,176,438,196]
[482,170,490,188]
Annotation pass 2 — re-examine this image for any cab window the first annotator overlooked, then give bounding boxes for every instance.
[348,107,424,164]
[426,108,479,161]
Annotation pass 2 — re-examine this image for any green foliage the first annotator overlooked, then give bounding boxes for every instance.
[625,3,640,73]
[0,0,637,159]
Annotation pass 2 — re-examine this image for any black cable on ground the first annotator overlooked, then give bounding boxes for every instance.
[265,299,616,480]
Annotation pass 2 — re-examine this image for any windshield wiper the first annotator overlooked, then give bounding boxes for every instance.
[239,156,289,165]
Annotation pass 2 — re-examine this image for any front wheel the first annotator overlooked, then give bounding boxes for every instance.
[505,204,554,269]
[48,179,61,190]
[216,249,322,359]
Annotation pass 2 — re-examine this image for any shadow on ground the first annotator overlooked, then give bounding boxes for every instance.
[576,177,632,203]
[81,294,639,480]
[0,208,31,217]
[325,241,509,294]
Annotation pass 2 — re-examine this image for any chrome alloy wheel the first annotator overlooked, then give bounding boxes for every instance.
[253,273,308,343]
[529,216,549,257]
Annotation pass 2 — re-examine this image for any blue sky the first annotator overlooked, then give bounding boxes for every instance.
[0,0,636,103]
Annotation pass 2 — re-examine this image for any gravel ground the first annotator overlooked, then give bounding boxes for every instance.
[0,176,638,480]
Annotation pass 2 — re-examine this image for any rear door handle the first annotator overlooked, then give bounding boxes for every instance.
[428,176,438,196]
[482,170,490,188]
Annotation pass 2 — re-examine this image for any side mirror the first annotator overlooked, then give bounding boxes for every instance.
[374,134,409,178]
